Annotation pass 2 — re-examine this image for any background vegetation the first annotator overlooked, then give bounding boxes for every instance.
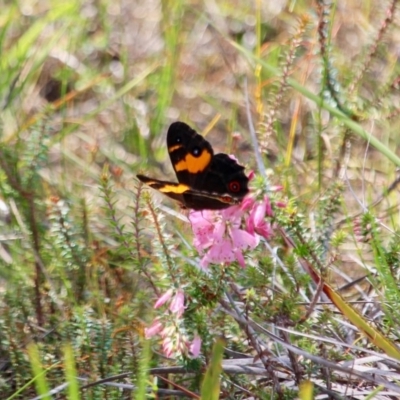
[1,0,400,398]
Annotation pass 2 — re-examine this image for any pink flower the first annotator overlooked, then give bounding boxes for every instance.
[169,289,185,317]
[247,170,255,180]
[240,196,256,211]
[145,318,163,338]
[190,203,259,269]
[189,195,275,268]
[154,289,173,308]
[162,336,174,358]
[189,335,202,357]
[246,196,273,239]
[152,289,186,317]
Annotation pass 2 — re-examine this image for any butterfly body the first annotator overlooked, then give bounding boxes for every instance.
[137,121,249,210]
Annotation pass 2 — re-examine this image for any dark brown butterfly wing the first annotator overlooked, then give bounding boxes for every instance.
[138,121,249,210]
[167,122,249,204]
[136,174,190,205]
[167,121,213,186]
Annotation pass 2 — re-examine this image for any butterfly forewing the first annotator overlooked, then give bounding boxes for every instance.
[167,122,214,189]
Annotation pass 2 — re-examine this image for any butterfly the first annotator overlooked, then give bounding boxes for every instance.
[137,121,249,210]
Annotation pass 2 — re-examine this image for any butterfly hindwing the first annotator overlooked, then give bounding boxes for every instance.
[137,121,249,210]
[136,174,190,205]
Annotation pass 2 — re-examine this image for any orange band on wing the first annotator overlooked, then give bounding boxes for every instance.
[159,183,190,194]
[168,144,183,152]
[175,150,211,173]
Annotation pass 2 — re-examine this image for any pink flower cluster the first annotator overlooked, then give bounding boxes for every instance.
[145,289,201,358]
[145,188,283,358]
[189,195,275,268]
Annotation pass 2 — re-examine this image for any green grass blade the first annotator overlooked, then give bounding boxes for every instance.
[27,343,52,400]
[63,344,80,400]
[200,339,224,400]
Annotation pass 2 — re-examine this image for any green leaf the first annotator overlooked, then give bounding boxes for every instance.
[200,339,225,400]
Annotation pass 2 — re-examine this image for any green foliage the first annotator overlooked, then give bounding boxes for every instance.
[1,0,400,398]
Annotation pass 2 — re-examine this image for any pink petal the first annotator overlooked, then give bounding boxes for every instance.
[200,239,236,267]
[240,196,256,211]
[145,319,163,338]
[246,213,255,234]
[230,227,259,249]
[191,211,220,251]
[169,289,185,317]
[222,204,244,221]
[154,289,173,308]
[255,221,272,239]
[234,248,246,267]
[253,202,266,226]
[212,219,226,242]
[193,235,212,252]
[190,335,202,357]
[208,238,236,263]
[263,196,273,217]
[189,210,213,225]
[200,255,211,269]
[247,170,255,181]
[162,337,174,357]
[227,154,238,162]
[190,212,214,233]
